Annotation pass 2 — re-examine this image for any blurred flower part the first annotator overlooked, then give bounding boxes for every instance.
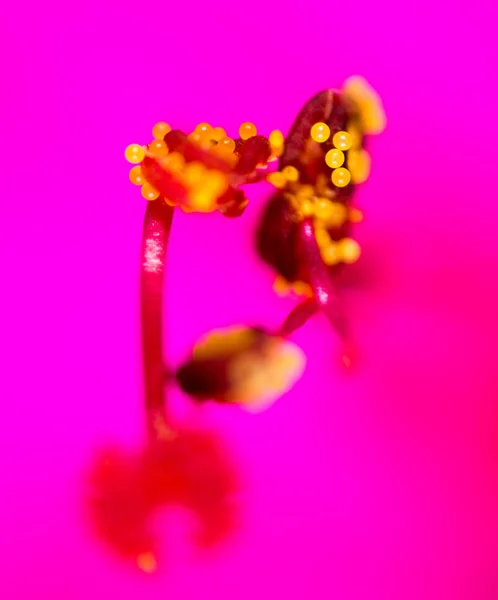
[176,326,306,411]
[88,427,239,571]
[125,122,284,217]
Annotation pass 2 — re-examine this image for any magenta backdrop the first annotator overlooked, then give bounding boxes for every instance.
[1,0,498,598]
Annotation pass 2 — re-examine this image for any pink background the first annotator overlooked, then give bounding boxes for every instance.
[1,0,498,598]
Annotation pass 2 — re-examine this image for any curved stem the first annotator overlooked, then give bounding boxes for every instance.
[276,297,318,337]
[298,219,350,344]
[140,200,174,440]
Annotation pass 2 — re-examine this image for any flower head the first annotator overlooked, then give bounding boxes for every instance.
[126,122,284,216]
[176,326,305,411]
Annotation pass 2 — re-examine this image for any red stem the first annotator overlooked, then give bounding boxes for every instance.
[298,219,349,343]
[277,297,318,337]
[140,200,174,440]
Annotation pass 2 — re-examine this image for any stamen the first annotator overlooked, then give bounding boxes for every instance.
[331,167,351,188]
[332,131,352,151]
[129,165,145,186]
[141,182,160,201]
[325,149,345,169]
[125,144,146,164]
[310,122,331,143]
[238,122,257,140]
[152,122,171,140]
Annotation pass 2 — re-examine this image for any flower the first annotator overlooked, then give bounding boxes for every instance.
[94,77,383,570]
[175,326,306,411]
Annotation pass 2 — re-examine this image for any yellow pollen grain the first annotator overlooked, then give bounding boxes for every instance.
[325,148,345,169]
[347,149,371,184]
[321,243,341,266]
[338,238,361,264]
[266,171,287,189]
[148,139,168,158]
[141,182,160,201]
[125,144,145,164]
[129,165,144,185]
[332,131,353,151]
[282,165,299,182]
[239,122,257,140]
[331,167,351,188]
[152,121,171,140]
[310,122,331,143]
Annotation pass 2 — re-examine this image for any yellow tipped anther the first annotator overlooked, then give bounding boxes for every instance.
[332,131,353,151]
[137,552,157,574]
[295,184,314,201]
[292,281,313,297]
[331,167,351,188]
[347,149,371,184]
[195,122,212,135]
[315,226,331,249]
[125,144,145,164]
[347,124,362,149]
[310,122,330,143]
[269,129,284,150]
[148,139,168,158]
[129,165,145,186]
[266,171,287,189]
[239,122,257,140]
[273,276,290,296]
[217,137,236,154]
[338,238,361,264]
[299,198,314,217]
[282,165,299,182]
[321,243,341,266]
[314,199,347,227]
[141,182,160,201]
[211,127,227,141]
[349,207,364,223]
[325,148,345,169]
[152,121,171,140]
[269,130,285,157]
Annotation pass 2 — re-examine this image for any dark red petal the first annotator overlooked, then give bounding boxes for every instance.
[234,135,271,175]
[256,192,303,283]
[279,90,356,196]
[298,219,349,342]
[217,187,249,218]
